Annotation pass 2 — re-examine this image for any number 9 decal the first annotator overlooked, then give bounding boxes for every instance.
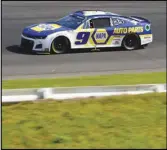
[75,32,90,45]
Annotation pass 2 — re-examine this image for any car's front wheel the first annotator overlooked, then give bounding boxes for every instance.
[122,34,140,51]
[50,36,70,54]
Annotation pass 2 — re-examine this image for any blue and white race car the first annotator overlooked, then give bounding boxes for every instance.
[20,10,153,54]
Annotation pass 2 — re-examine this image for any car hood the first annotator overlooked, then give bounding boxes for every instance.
[22,22,72,38]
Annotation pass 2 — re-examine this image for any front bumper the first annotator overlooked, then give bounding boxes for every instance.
[20,34,50,53]
[139,34,153,45]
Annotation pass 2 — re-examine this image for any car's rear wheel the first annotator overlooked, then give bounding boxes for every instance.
[51,36,70,54]
[122,34,140,51]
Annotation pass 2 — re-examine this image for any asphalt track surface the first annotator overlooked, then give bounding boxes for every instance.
[2,1,166,80]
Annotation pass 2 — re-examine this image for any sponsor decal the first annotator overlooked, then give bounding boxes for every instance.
[92,29,109,44]
[145,24,150,31]
[112,38,121,45]
[113,26,144,34]
[31,24,61,32]
[144,36,151,39]
[113,40,120,45]
[95,32,107,39]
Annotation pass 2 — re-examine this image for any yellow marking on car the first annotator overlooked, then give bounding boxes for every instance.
[52,42,57,53]
[106,36,116,45]
[31,26,44,32]
[50,24,61,28]
[139,34,152,37]
[31,24,61,32]
[86,29,96,47]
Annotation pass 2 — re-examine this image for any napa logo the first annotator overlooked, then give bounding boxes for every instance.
[93,29,108,44]
[95,32,106,39]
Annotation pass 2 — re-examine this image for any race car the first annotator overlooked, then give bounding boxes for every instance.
[20,10,153,54]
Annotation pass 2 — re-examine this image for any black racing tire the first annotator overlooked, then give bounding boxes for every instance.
[50,36,70,54]
[122,34,140,51]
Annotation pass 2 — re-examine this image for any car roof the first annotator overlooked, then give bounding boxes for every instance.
[72,10,121,19]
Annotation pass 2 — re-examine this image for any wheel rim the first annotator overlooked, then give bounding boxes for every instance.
[124,36,137,49]
[52,40,64,53]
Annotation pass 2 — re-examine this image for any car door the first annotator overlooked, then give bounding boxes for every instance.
[73,17,113,49]
[73,20,95,49]
[88,17,114,48]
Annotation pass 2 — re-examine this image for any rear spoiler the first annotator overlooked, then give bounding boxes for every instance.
[130,16,150,23]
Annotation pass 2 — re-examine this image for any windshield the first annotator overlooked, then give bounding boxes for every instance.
[56,14,85,29]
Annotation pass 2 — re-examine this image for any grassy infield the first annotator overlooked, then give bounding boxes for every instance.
[2,72,166,148]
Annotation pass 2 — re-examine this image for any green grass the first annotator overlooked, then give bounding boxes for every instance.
[2,93,166,148]
[2,72,166,89]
